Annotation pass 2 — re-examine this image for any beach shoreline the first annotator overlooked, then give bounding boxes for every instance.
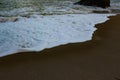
[0,14,120,80]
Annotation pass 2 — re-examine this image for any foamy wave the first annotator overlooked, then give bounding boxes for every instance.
[0,1,120,17]
[0,14,115,57]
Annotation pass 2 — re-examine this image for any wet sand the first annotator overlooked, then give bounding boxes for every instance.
[0,14,120,80]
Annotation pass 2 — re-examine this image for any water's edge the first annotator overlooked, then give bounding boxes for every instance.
[0,13,116,57]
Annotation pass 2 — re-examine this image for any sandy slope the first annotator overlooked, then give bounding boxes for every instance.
[0,14,120,80]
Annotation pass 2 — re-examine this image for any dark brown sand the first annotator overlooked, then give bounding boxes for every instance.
[0,14,120,80]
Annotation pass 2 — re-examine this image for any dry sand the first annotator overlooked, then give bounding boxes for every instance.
[0,14,120,80]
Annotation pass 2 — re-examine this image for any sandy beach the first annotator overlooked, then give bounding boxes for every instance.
[0,14,120,80]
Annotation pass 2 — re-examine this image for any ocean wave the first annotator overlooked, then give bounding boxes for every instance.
[0,14,115,57]
[0,1,120,17]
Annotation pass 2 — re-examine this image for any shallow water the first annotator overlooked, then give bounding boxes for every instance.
[0,14,115,57]
[0,0,119,57]
[0,0,120,17]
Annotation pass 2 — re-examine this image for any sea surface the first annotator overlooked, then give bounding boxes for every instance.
[0,0,120,16]
[0,0,120,57]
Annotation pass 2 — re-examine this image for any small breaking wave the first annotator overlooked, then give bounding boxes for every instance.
[0,1,120,17]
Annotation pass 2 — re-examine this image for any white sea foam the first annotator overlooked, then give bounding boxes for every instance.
[0,1,120,17]
[0,14,115,57]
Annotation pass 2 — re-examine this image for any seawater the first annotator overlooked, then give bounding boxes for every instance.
[0,0,119,57]
[0,0,120,16]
